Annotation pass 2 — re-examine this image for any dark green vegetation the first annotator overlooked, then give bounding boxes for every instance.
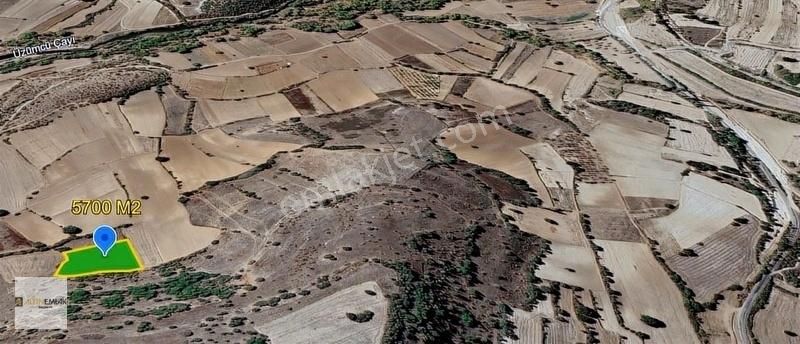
[775,65,800,86]
[382,214,548,343]
[346,310,375,323]
[106,25,226,57]
[382,261,474,343]
[240,25,266,37]
[2,31,67,47]
[62,225,82,235]
[287,0,448,33]
[640,314,667,328]
[501,27,552,48]
[201,0,285,17]
[246,335,271,344]
[137,321,154,332]
[784,270,800,288]
[593,100,679,123]
[575,302,601,324]
[68,264,237,321]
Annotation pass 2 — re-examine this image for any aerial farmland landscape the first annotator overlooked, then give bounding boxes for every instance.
[0,0,798,342]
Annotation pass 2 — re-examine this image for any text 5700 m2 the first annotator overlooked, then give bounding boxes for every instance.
[70,199,142,216]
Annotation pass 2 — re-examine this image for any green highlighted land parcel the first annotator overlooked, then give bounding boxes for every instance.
[54,239,144,278]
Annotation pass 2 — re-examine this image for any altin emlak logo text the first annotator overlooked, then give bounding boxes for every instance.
[15,296,67,307]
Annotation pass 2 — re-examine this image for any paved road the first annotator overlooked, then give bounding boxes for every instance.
[596,2,800,343]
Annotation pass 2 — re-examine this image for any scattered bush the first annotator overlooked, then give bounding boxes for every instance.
[137,321,154,332]
[62,225,82,235]
[346,310,375,323]
[640,314,666,328]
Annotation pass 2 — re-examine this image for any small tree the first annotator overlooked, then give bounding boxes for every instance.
[460,309,475,327]
[63,225,82,235]
[345,310,374,323]
[640,314,666,328]
[247,335,270,344]
[137,321,154,332]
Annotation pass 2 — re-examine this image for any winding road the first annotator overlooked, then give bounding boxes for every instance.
[595,1,800,343]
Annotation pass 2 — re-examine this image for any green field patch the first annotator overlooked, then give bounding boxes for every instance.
[55,239,144,278]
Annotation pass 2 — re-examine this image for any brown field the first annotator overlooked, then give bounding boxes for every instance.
[0,251,61,283]
[71,2,127,36]
[255,281,387,343]
[753,288,800,343]
[496,45,550,84]
[629,13,683,47]
[445,50,494,73]
[438,124,552,207]
[401,22,467,51]
[540,21,607,42]
[48,0,113,32]
[588,109,684,199]
[0,143,42,213]
[523,142,574,190]
[9,102,137,169]
[643,173,766,250]
[663,119,736,168]
[412,53,477,74]
[576,182,627,209]
[662,50,800,113]
[177,62,318,99]
[666,216,760,301]
[727,109,800,164]
[507,308,546,344]
[617,85,707,122]
[29,168,128,230]
[679,26,724,47]
[338,40,395,69]
[751,0,782,44]
[161,131,300,191]
[771,0,800,48]
[113,153,219,266]
[120,90,166,137]
[292,46,361,74]
[540,242,604,290]
[0,0,71,40]
[530,69,571,111]
[307,70,379,112]
[363,25,439,58]
[119,0,177,30]
[583,208,643,242]
[411,0,596,23]
[729,45,774,72]
[463,78,533,109]
[698,0,738,26]
[197,93,300,127]
[596,240,700,344]
[2,210,66,245]
[146,52,195,70]
[356,69,405,96]
[502,203,583,245]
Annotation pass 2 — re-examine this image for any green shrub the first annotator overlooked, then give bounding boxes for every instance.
[346,310,375,323]
[640,314,667,328]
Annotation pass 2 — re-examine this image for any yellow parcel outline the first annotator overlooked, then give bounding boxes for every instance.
[53,239,144,278]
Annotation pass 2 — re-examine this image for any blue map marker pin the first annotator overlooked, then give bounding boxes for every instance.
[93,225,117,257]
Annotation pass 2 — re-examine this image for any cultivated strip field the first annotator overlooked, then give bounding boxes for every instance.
[596,240,700,344]
[660,50,800,112]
